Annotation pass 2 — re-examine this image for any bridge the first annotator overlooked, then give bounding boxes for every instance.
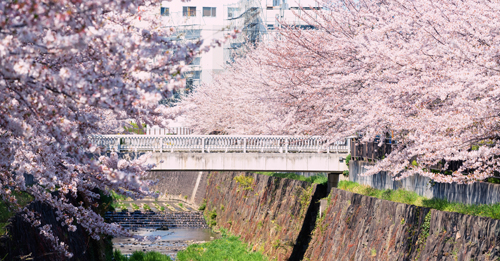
[90,135,350,173]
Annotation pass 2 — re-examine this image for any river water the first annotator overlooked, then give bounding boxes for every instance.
[112,224,219,259]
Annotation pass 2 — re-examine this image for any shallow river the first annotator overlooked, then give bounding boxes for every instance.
[113,228,219,259]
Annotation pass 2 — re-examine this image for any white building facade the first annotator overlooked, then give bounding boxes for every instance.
[157,0,322,88]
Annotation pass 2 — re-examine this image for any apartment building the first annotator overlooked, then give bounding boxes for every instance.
[157,0,322,95]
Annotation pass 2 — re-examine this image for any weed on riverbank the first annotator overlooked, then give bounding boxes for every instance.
[113,250,173,261]
[338,181,500,219]
[110,190,131,211]
[112,235,267,261]
[176,235,268,261]
[256,172,328,185]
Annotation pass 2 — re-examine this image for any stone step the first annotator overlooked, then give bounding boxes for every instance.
[120,224,208,228]
[105,210,208,229]
[107,221,206,224]
[105,211,204,216]
[105,217,207,220]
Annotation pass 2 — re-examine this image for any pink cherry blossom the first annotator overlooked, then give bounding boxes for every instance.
[1,0,237,256]
[177,0,500,185]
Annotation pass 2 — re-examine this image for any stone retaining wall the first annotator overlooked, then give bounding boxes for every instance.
[202,171,500,261]
[304,188,500,260]
[350,160,500,205]
[203,172,326,261]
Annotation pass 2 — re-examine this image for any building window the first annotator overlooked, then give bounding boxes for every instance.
[160,7,169,16]
[183,6,196,17]
[192,71,201,79]
[189,57,201,66]
[203,7,216,17]
[228,7,240,18]
[273,0,280,6]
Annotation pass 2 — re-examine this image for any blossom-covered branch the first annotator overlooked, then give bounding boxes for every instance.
[0,0,237,257]
[178,0,500,184]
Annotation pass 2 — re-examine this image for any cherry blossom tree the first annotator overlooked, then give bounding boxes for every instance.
[172,46,296,135]
[179,0,500,184]
[0,0,237,256]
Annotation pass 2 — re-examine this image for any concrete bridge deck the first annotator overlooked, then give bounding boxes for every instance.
[148,152,348,172]
[90,135,350,172]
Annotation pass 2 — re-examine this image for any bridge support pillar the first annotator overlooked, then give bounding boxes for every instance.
[327,173,340,195]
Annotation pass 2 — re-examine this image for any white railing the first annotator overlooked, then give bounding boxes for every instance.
[145,126,193,135]
[89,135,350,154]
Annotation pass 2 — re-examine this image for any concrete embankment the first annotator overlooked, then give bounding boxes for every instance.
[145,171,208,206]
[202,172,500,261]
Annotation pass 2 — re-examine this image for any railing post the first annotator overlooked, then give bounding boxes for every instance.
[285,138,289,154]
[327,173,340,194]
[115,137,120,152]
[202,138,205,153]
[159,138,163,153]
[243,138,247,153]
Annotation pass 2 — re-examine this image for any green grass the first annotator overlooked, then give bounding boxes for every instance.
[176,235,268,261]
[198,199,206,211]
[178,203,184,208]
[110,190,132,211]
[338,181,500,220]
[111,190,129,201]
[113,202,128,211]
[486,177,500,184]
[152,202,165,212]
[0,192,34,234]
[255,172,328,185]
[112,235,267,261]
[113,250,172,261]
[143,204,151,211]
[131,203,140,211]
[123,122,147,135]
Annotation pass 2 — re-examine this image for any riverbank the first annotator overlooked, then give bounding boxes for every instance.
[112,232,268,261]
[105,198,212,259]
[338,180,500,220]
[200,171,500,260]
[106,171,500,261]
[202,171,325,260]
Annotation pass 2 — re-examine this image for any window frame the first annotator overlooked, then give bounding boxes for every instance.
[203,7,216,17]
[183,6,196,17]
[227,7,240,18]
[160,7,169,16]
